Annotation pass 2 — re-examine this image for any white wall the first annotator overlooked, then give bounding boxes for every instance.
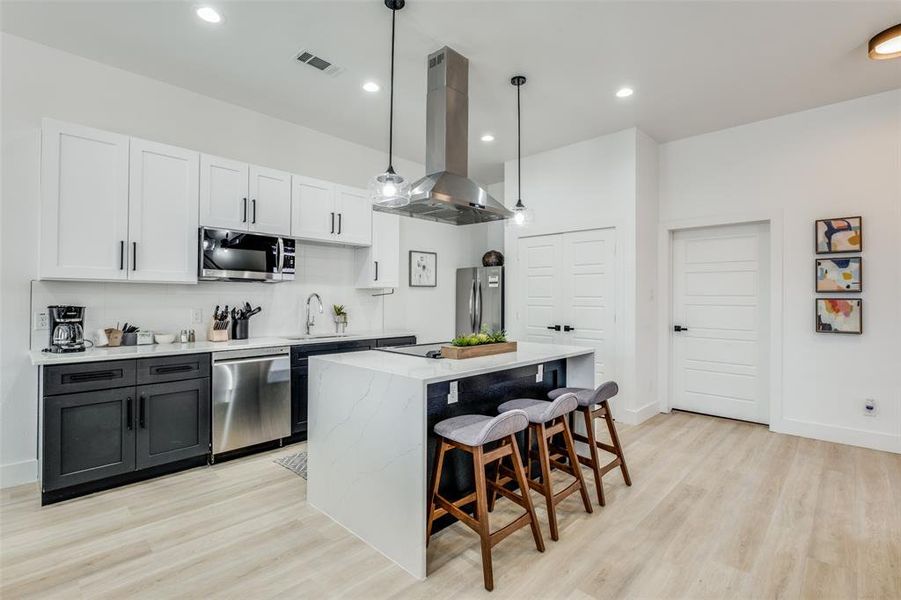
[0,34,494,486]
[502,128,658,423]
[658,90,901,453]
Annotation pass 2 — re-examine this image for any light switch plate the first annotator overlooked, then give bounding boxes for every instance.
[448,381,459,404]
[536,364,544,382]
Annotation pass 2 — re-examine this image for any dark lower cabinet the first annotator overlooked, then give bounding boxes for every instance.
[136,378,210,470]
[43,388,136,491]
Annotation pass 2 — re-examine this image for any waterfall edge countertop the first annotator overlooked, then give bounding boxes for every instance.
[28,330,417,366]
[307,341,596,579]
[309,341,595,384]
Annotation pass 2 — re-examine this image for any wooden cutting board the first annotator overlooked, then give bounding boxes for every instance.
[440,341,518,359]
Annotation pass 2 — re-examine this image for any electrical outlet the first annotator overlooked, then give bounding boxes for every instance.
[863,399,878,417]
[447,381,459,405]
[33,311,48,330]
[191,309,203,324]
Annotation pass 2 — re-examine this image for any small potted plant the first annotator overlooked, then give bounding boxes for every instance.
[333,304,348,334]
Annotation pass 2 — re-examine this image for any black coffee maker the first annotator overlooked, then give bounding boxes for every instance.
[45,306,86,353]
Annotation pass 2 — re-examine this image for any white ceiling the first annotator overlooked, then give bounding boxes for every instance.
[3,1,900,184]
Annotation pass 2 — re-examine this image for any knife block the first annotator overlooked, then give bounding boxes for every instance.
[207,321,229,342]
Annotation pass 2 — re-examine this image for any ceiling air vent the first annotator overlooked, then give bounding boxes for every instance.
[295,49,344,77]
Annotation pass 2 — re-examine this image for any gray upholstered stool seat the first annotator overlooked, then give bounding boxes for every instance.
[497,393,578,424]
[548,381,619,407]
[433,409,529,447]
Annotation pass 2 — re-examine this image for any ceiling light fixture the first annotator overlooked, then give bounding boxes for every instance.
[363,81,380,93]
[869,23,901,60]
[616,87,634,98]
[369,0,410,208]
[195,6,222,24]
[510,75,530,227]
[481,133,495,142]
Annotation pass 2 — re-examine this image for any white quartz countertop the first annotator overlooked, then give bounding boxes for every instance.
[309,342,594,384]
[29,330,417,366]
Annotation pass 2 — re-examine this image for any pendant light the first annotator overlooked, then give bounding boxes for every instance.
[369,0,410,207]
[510,75,530,226]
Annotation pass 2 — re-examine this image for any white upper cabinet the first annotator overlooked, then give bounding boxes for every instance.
[40,119,130,281]
[291,177,372,247]
[199,154,250,231]
[335,185,373,246]
[128,138,199,283]
[355,211,400,289]
[248,166,291,236]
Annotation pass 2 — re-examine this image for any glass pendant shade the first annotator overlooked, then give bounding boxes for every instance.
[369,168,410,208]
[511,198,531,226]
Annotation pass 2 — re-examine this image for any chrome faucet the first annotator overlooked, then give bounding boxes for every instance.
[305,293,324,335]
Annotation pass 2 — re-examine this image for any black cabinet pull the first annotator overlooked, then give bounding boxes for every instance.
[242,198,248,223]
[337,213,342,235]
[252,199,257,224]
[68,371,118,382]
[154,364,193,374]
[546,325,561,331]
[330,212,335,234]
[132,242,137,271]
[126,397,133,430]
[563,325,575,332]
[139,395,146,429]
[119,241,125,270]
[374,261,379,281]
[674,325,689,332]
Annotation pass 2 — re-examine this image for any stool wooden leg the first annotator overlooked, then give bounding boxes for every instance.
[426,439,447,545]
[508,435,545,553]
[602,401,632,486]
[472,446,493,591]
[562,418,593,514]
[534,423,559,541]
[487,450,503,513]
[583,408,606,507]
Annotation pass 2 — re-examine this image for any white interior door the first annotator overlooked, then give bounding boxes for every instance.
[128,138,199,283]
[671,222,770,424]
[517,228,617,386]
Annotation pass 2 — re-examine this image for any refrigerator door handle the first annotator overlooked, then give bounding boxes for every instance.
[469,279,477,333]
[476,282,483,331]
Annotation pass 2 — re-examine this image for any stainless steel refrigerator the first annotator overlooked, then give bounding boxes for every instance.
[455,266,504,335]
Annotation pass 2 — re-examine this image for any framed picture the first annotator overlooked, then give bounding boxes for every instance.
[409,251,437,287]
[815,216,862,254]
[815,257,862,293]
[815,298,862,334]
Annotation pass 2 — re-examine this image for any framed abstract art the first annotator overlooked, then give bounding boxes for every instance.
[815,216,862,254]
[815,298,862,334]
[815,257,862,293]
[409,251,437,287]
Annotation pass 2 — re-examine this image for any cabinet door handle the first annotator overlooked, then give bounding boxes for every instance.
[252,199,257,224]
[139,395,146,429]
[68,370,118,382]
[337,213,342,235]
[132,242,137,271]
[154,364,193,374]
[374,261,379,281]
[119,241,125,270]
[126,397,133,430]
[330,212,335,234]
[242,198,248,223]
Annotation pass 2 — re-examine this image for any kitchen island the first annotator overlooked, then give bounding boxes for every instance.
[307,342,595,579]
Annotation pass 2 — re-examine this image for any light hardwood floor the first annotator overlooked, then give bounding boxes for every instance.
[2,411,899,599]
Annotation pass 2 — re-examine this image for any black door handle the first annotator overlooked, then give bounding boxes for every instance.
[119,241,125,270]
[132,242,137,271]
[330,212,335,234]
[674,325,689,332]
[374,261,379,281]
[139,395,146,429]
[337,213,342,235]
[242,198,248,223]
[563,325,575,332]
[126,397,133,430]
[547,325,561,331]
[252,199,257,224]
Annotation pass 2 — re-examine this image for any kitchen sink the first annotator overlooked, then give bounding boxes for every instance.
[285,333,350,341]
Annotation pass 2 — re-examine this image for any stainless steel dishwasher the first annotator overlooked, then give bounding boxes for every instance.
[211,346,291,455]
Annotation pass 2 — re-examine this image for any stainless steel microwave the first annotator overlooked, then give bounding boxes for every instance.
[199,228,295,282]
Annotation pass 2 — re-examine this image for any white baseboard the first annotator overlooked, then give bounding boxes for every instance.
[1,459,38,489]
[620,401,661,426]
[771,418,900,454]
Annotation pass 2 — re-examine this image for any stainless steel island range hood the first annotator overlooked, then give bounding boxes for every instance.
[374,46,512,225]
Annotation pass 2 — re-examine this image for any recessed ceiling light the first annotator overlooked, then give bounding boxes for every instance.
[616,87,634,98]
[480,133,495,142]
[195,6,222,24]
[869,23,901,60]
[362,81,380,93]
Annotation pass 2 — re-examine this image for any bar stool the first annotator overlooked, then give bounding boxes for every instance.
[427,409,545,591]
[548,382,632,506]
[494,392,593,541]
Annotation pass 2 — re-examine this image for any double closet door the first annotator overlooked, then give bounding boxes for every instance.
[517,228,616,386]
